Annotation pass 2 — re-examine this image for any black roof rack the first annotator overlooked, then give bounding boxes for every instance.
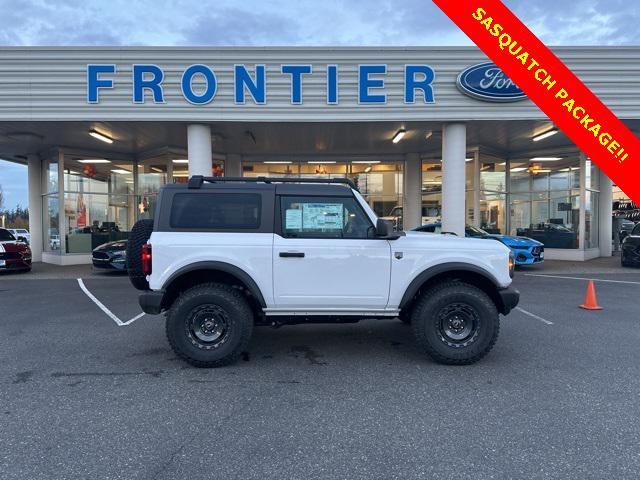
[187,175,359,191]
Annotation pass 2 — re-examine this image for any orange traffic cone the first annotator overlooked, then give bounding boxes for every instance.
[580,280,602,310]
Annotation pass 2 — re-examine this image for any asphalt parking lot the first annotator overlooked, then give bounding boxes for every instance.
[1,264,640,479]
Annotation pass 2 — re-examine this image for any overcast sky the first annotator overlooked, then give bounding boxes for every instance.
[0,0,638,210]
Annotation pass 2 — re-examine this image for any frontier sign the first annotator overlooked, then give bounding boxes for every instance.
[86,64,437,105]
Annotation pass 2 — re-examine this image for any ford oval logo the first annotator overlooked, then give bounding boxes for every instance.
[457,62,526,102]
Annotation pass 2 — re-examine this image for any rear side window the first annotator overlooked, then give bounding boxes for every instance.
[170,193,261,230]
[633,224,640,235]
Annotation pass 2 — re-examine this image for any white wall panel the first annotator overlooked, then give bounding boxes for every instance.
[0,46,638,122]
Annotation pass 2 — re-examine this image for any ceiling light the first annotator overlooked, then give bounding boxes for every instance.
[172,159,189,164]
[172,172,190,177]
[530,157,562,161]
[78,159,111,164]
[465,158,474,162]
[532,169,552,173]
[425,130,433,140]
[89,130,114,144]
[510,167,527,173]
[352,160,381,164]
[392,129,406,144]
[364,166,373,173]
[307,161,337,164]
[111,169,131,174]
[532,129,559,142]
[264,161,292,164]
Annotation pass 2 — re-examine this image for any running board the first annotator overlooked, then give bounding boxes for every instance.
[263,308,400,317]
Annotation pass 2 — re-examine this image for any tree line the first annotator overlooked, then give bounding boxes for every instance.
[0,184,29,229]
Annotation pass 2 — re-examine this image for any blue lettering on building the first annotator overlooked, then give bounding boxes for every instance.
[281,64,312,104]
[86,63,438,106]
[234,65,266,104]
[405,65,435,103]
[133,65,164,103]
[358,65,387,104]
[181,64,217,104]
[87,64,116,103]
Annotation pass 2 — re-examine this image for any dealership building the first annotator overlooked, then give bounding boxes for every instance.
[0,46,638,264]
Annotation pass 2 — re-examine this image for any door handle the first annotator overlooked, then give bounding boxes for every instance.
[279,252,305,258]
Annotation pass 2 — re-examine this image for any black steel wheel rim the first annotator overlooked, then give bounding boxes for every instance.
[186,304,230,349]
[436,302,480,348]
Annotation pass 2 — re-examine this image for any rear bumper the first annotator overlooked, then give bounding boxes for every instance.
[498,287,520,315]
[139,290,165,315]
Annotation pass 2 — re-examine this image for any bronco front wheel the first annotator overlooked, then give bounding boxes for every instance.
[411,282,499,365]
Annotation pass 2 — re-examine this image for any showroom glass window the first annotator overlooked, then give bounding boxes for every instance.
[280,196,373,239]
[584,158,600,249]
[62,153,135,254]
[42,157,60,254]
[243,160,402,220]
[479,154,507,234]
[509,156,580,249]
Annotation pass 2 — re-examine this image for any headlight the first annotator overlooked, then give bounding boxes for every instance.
[508,252,515,278]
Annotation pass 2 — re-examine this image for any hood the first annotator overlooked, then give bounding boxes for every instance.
[489,234,543,247]
[0,240,29,253]
[94,240,127,252]
[402,230,511,254]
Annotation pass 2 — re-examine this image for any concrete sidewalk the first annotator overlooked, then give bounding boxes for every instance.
[0,262,127,280]
[518,253,635,275]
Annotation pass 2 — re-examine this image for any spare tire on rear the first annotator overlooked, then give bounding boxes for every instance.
[127,219,154,291]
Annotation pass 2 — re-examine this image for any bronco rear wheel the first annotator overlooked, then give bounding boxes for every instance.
[166,283,254,368]
[411,281,499,365]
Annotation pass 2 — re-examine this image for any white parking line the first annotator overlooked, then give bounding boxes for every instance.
[515,306,554,325]
[524,273,640,285]
[77,278,145,326]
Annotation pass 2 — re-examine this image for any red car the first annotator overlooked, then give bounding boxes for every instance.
[0,228,32,272]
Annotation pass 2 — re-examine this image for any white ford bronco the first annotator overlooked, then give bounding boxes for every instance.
[128,176,519,367]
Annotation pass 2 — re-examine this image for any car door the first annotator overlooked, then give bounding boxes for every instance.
[273,194,391,309]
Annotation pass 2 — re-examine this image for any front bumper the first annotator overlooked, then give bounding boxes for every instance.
[511,246,544,265]
[139,290,165,315]
[498,287,520,315]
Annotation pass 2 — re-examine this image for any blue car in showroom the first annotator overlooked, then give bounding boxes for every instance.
[414,223,544,266]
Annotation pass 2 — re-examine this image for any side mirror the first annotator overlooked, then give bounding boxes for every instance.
[17,236,28,244]
[376,218,402,240]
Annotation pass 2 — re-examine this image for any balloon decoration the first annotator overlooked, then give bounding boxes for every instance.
[82,164,96,178]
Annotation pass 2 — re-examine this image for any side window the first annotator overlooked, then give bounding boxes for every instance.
[633,224,640,236]
[434,225,442,234]
[281,196,373,239]
[170,193,261,230]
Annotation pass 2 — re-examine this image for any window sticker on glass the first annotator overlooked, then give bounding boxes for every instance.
[302,203,343,230]
[285,209,303,229]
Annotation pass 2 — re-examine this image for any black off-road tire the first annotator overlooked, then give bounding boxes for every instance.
[399,308,412,325]
[127,219,154,290]
[166,283,254,368]
[411,282,499,365]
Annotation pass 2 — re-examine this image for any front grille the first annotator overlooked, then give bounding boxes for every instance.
[92,252,110,260]
[0,252,21,260]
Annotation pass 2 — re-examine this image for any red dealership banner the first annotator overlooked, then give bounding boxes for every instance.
[432,0,640,203]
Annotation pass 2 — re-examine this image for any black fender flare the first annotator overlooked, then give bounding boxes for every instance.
[163,261,267,307]
[398,262,501,309]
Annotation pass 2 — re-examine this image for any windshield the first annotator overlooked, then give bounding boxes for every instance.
[0,229,16,241]
[466,225,489,237]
